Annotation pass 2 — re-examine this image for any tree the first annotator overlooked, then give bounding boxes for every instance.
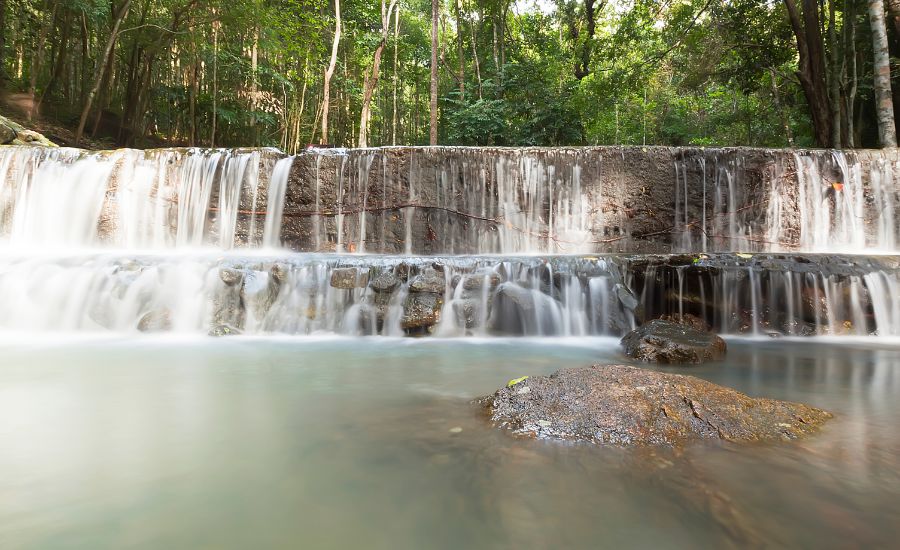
[75,0,132,145]
[783,0,833,148]
[430,0,438,145]
[358,0,398,147]
[0,0,891,150]
[321,0,341,145]
[869,0,897,147]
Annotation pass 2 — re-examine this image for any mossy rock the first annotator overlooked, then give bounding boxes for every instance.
[0,115,57,147]
[481,364,832,446]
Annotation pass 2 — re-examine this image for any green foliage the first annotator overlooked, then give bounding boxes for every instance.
[445,97,507,145]
[0,0,885,148]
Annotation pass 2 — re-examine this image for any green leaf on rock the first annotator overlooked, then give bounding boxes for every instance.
[507,376,530,387]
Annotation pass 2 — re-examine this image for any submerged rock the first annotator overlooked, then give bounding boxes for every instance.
[459,271,501,291]
[621,319,726,363]
[137,309,172,332]
[219,267,244,286]
[481,365,831,446]
[489,283,561,335]
[451,299,483,329]
[657,313,710,332]
[209,324,242,337]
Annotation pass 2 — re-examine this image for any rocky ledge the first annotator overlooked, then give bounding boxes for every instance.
[0,115,56,147]
[481,365,831,446]
[621,319,726,363]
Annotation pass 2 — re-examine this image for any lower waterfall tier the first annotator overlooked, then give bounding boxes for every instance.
[2,252,898,337]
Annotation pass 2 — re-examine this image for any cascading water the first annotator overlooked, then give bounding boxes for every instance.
[673,148,900,253]
[0,146,284,250]
[0,144,899,337]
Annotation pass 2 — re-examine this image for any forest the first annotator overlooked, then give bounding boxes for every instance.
[0,0,899,150]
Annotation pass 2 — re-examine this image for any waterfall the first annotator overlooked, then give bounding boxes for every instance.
[0,146,281,250]
[263,156,294,248]
[1,144,900,337]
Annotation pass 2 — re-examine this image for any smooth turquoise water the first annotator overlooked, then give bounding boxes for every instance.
[0,336,898,548]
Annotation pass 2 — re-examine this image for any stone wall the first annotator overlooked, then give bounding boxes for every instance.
[273,146,900,255]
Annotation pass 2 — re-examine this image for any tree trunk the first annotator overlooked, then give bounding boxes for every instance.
[28,2,59,121]
[783,0,833,147]
[358,0,398,148]
[392,5,400,145]
[455,0,465,100]
[430,0,439,145]
[847,0,858,147]
[828,0,842,147]
[0,0,6,79]
[189,46,198,146]
[575,0,599,79]
[470,11,483,99]
[491,11,499,74]
[79,12,89,106]
[75,0,132,146]
[321,0,341,145]
[90,40,117,137]
[887,0,900,36]
[211,11,219,147]
[869,0,897,147]
[250,27,259,146]
[39,9,72,106]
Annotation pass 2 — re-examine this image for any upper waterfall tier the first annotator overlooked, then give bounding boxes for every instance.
[1,145,898,253]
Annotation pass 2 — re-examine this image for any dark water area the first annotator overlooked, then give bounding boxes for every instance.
[0,336,898,549]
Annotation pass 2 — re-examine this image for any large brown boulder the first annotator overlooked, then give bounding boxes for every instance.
[481,365,831,446]
[621,319,726,363]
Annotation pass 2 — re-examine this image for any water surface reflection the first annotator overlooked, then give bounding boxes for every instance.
[0,337,898,548]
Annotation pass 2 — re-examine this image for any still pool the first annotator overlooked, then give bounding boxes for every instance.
[1,336,898,548]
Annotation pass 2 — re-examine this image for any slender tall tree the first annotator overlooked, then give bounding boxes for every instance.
[392,5,400,145]
[454,0,464,100]
[430,0,439,145]
[0,0,7,79]
[321,0,341,145]
[75,0,132,145]
[211,10,219,147]
[358,0,398,147]
[869,0,897,147]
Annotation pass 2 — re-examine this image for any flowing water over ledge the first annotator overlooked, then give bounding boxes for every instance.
[3,145,900,254]
[0,251,895,337]
[2,144,899,338]
[0,337,898,548]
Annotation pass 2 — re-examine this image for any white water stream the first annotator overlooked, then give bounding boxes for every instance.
[0,145,898,336]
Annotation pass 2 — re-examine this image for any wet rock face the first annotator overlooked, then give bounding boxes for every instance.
[481,365,832,446]
[621,319,726,363]
[408,268,445,293]
[209,324,242,337]
[401,292,443,333]
[137,309,172,332]
[0,123,16,145]
[330,267,369,289]
[370,272,400,293]
[657,313,710,332]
